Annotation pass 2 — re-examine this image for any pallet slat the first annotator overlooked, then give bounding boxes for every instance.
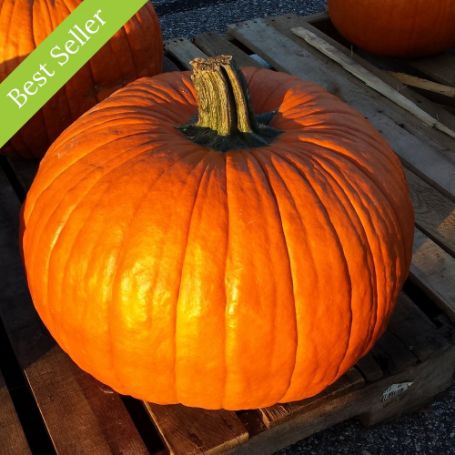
[163,56,181,72]
[230,345,455,455]
[300,17,455,132]
[145,403,249,455]
[0,165,150,455]
[165,38,207,70]
[355,353,383,383]
[405,169,455,257]
[228,18,455,200]
[290,24,455,139]
[194,33,261,68]
[0,370,31,455]
[388,294,449,362]
[370,284,453,371]
[410,53,455,86]
[371,331,418,375]
[411,229,455,321]
[389,71,455,97]
[259,368,365,429]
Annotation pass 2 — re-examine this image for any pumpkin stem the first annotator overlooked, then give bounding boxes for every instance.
[179,55,281,152]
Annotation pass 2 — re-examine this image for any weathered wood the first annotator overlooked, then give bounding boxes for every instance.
[290,25,455,139]
[411,228,455,321]
[163,56,181,72]
[298,11,330,25]
[387,294,449,361]
[228,346,455,455]
[145,403,249,455]
[351,49,455,114]
[389,71,455,97]
[405,168,455,257]
[228,17,455,200]
[194,33,261,68]
[235,410,266,438]
[0,166,150,454]
[300,19,455,139]
[355,353,384,383]
[410,53,455,86]
[360,347,455,427]
[371,331,418,375]
[260,368,365,429]
[165,38,207,70]
[0,370,31,455]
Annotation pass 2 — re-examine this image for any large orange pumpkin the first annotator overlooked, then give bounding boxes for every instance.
[21,56,414,410]
[329,0,455,57]
[1,0,163,158]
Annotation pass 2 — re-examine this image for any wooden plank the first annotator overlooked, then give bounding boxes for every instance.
[389,71,455,97]
[387,294,450,362]
[163,56,180,72]
[235,410,266,438]
[165,38,207,70]
[231,345,455,455]
[194,33,261,68]
[410,228,455,321]
[290,25,455,139]
[298,11,330,25]
[274,16,455,167]
[405,168,455,256]
[260,368,365,428]
[228,18,455,200]
[358,349,455,427]
[410,53,455,86]
[0,370,31,455]
[292,20,455,142]
[355,353,384,383]
[270,15,455,139]
[349,49,455,116]
[145,403,248,455]
[371,330,418,375]
[0,166,151,454]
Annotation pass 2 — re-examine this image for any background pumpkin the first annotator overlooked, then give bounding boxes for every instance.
[328,0,455,57]
[0,0,163,159]
[21,56,414,410]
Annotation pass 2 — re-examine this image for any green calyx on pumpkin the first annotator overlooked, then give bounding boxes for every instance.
[179,55,282,152]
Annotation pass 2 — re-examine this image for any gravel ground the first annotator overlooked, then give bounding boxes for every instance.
[277,386,455,455]
[156,1,455,454]
[154,0,326,39]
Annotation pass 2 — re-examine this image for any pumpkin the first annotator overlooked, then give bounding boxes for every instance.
[0,0,163,159]
[328,0,455,57]
[21,55,414,410]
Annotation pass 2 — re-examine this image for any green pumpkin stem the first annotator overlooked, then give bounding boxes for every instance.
[179,55,281,152]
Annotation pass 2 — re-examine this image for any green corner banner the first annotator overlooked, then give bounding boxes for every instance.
[0,0,149,148]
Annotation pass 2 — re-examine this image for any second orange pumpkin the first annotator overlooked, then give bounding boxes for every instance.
[329,0,455,57]
[0,0,163,158]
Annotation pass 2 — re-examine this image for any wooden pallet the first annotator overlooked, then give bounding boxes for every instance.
[1,13,455,455]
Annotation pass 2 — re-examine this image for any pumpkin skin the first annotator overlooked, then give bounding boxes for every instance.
[21,67,414,410]
[0,0,162,159]
[329,0,455,57]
